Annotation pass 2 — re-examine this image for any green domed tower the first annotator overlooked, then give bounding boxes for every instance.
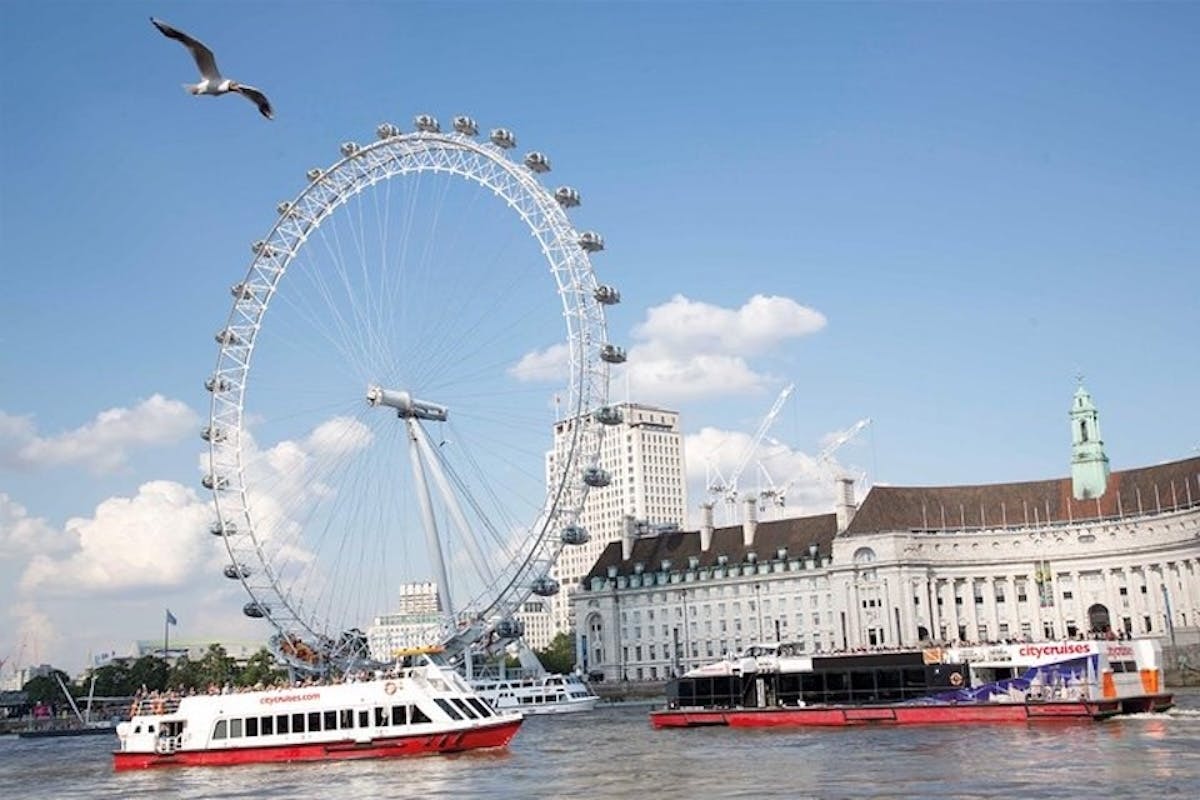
[1070,381,1110,500]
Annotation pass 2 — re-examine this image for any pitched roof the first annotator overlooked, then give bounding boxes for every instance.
[844,455,1200,535]
[583,513,837,583]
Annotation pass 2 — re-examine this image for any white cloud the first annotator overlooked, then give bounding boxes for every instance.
[0,410,380,670]
[683,422,868,527]
[633,294,826,358]
[622,353,767,402]
[0,395,199,474]
[507,295,825,402]
[306,416,374,458]
[0,494,74,557]
[624,294,826,403]
[20,481,216,595]
[508,343,569,383]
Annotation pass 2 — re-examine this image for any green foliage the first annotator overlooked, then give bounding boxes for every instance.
[536,632,576,674]
[197,643,237,687]
[88,655,170,695]
[235,648,284,687]
[35,644,285,698]
[128,655,170,692]
[167,655,204,690]
[21,670,73,705]
[89,662,133,697]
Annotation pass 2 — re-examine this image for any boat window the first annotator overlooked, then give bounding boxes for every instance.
[391,705,407,726]
[246,717,259,737]
[410,705,432,724]
[307,711,321,732]
[147,724,155,733]
[291,713,305,733]
[230,718,243,738]
[340,709,354,729]
[451,698,479,719]
[212,720,227,740]
[467,698,493,718]
[434,698,463,720]
[323,710,337,730]
[358,710,369,728]
[275,714,289,734]
[375,706,388,727]
[261,716,274,736]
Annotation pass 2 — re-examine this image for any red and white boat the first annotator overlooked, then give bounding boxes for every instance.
[651,638,1173,729]
[113,653,521,770]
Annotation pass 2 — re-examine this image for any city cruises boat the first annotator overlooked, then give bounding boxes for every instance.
[113,653,521,770]
[471,672,599,715]
[651,638,1172,728]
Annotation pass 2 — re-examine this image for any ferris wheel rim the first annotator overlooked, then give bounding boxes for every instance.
[203,120,613,666]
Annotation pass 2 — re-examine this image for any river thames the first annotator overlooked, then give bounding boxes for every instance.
[3,691,1198,799]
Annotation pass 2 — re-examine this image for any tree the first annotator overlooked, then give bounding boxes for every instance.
[197,644,236,688]
[536,632,576,674]
[22,670,73,706]
[89,662,133,697]
[168,655,204,691]
[236,648,284,687]
[128,655,169,693]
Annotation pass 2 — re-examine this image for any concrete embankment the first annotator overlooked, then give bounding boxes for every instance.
[593,680,667,704]
[1164,643,1200,687]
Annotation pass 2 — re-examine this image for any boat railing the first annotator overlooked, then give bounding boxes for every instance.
[131,696,182,717]
[155,733,182,754]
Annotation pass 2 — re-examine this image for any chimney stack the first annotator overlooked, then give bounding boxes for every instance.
[700,502,715,552]
[621,514,637,560]
[742,495,758,547]
[835,475,858,533]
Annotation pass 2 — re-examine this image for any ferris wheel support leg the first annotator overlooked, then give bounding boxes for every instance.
[411,421,497,586]
[406,418,456,630]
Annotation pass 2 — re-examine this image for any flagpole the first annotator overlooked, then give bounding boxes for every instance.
[164,612,169,658]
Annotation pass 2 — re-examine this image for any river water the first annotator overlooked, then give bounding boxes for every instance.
[3,691,1198,799]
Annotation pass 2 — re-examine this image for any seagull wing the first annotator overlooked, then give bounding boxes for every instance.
[233,84,274,120]
[151,18,221,81]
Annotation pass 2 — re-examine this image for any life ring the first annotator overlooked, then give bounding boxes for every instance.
[384,681,397,695]
[949,672,964,687]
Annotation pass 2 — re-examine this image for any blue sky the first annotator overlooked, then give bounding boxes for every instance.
[1,1,1197,672]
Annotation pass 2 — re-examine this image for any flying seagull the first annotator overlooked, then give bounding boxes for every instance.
[151,17,273,119]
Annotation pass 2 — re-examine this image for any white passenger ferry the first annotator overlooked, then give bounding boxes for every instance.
[471,672,599,715]
[113,653,521,770]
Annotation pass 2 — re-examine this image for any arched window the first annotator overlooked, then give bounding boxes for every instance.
[1081,420,1089,442]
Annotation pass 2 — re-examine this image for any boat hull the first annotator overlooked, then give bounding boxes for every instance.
[650,694,1173,728]
[112,716,521,771]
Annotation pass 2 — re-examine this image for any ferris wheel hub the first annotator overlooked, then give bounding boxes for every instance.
[366,384,448,422]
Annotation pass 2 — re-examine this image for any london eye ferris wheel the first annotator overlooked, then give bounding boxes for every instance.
[202,114,624,672]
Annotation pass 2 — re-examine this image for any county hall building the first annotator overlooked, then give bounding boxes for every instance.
[573,385,1200,681]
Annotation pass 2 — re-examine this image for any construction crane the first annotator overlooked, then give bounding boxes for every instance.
[706,383,794,520]
[760,417,871,514]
